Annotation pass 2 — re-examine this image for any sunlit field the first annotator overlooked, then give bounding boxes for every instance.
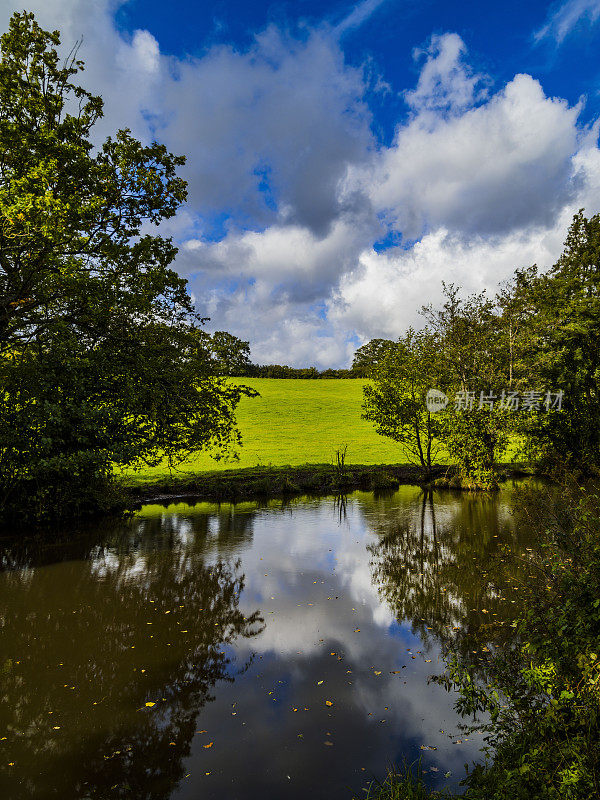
[121,378,414,485]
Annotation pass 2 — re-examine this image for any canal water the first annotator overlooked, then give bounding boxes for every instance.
[0,485,537,799]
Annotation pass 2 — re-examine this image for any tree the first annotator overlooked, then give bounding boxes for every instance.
[362,329,442,475]
[421,283,505,392]
[421,284,509,489]
[351,338,397,377]
[210,331,253,376]
[496,266,539,390]
[0,12,255,521]
[507,211,600,471]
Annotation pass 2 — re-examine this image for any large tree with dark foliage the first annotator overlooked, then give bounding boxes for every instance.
[0,12,254,521]
[509,211,600,471]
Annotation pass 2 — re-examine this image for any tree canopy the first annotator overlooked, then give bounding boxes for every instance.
[0,12,255,521]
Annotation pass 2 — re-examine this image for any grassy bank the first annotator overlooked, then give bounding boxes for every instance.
[122,461,533,507]
[123,462,438,505]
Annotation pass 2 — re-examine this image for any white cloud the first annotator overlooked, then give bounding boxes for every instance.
[329,220,571,342]
[145,24,374,236]
[369,41,582,237]
[335,0,390,36]
[404,32,489,115]
[1,2,374,236]
[182,31,600,364]
[181,214,379,298]
[1,5,600,366]
[535,0,600,44]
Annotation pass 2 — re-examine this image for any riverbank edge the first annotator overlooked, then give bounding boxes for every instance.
[122,462,534,507]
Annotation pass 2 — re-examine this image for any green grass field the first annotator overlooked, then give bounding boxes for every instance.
[122,378,413,485]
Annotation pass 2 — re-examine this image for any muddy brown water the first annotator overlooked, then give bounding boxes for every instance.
[0,484,538,799]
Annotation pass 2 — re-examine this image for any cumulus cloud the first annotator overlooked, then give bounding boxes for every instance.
[1,1,374,237]
[155,26,374,235]
[370,38,582,237]
[328,219,571,342]
[177,29,600,363]
[1,3,600,366]
[181,214,379,299]
[404,32,489,115]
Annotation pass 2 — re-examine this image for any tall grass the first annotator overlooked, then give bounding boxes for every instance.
[357,761,455,800]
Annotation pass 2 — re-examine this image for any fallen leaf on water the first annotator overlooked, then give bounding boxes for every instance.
[374,671,382,675]
[325,700,333,706]
[420,745,437,751]
[317,680,324,685]
[145,702,155,708]
[203,742,214,749]
[324,741,333,746]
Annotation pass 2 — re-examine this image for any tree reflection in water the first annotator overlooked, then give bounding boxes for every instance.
[0,519,263,799]
[366,487,538,669]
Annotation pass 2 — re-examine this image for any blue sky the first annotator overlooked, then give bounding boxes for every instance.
[2,0,600,366]
[115,0,600,136]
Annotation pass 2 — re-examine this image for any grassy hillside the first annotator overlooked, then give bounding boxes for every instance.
[122,378,413,486]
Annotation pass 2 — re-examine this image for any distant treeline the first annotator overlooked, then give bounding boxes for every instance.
[242,365,360,378]
[219,332,381,378]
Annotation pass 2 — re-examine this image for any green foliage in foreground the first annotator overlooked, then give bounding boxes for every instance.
[357,761,453,800]
[363,480,600,800]
[121,379,418,486]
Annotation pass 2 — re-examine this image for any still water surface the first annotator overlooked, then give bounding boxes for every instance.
[0,486,537,799]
